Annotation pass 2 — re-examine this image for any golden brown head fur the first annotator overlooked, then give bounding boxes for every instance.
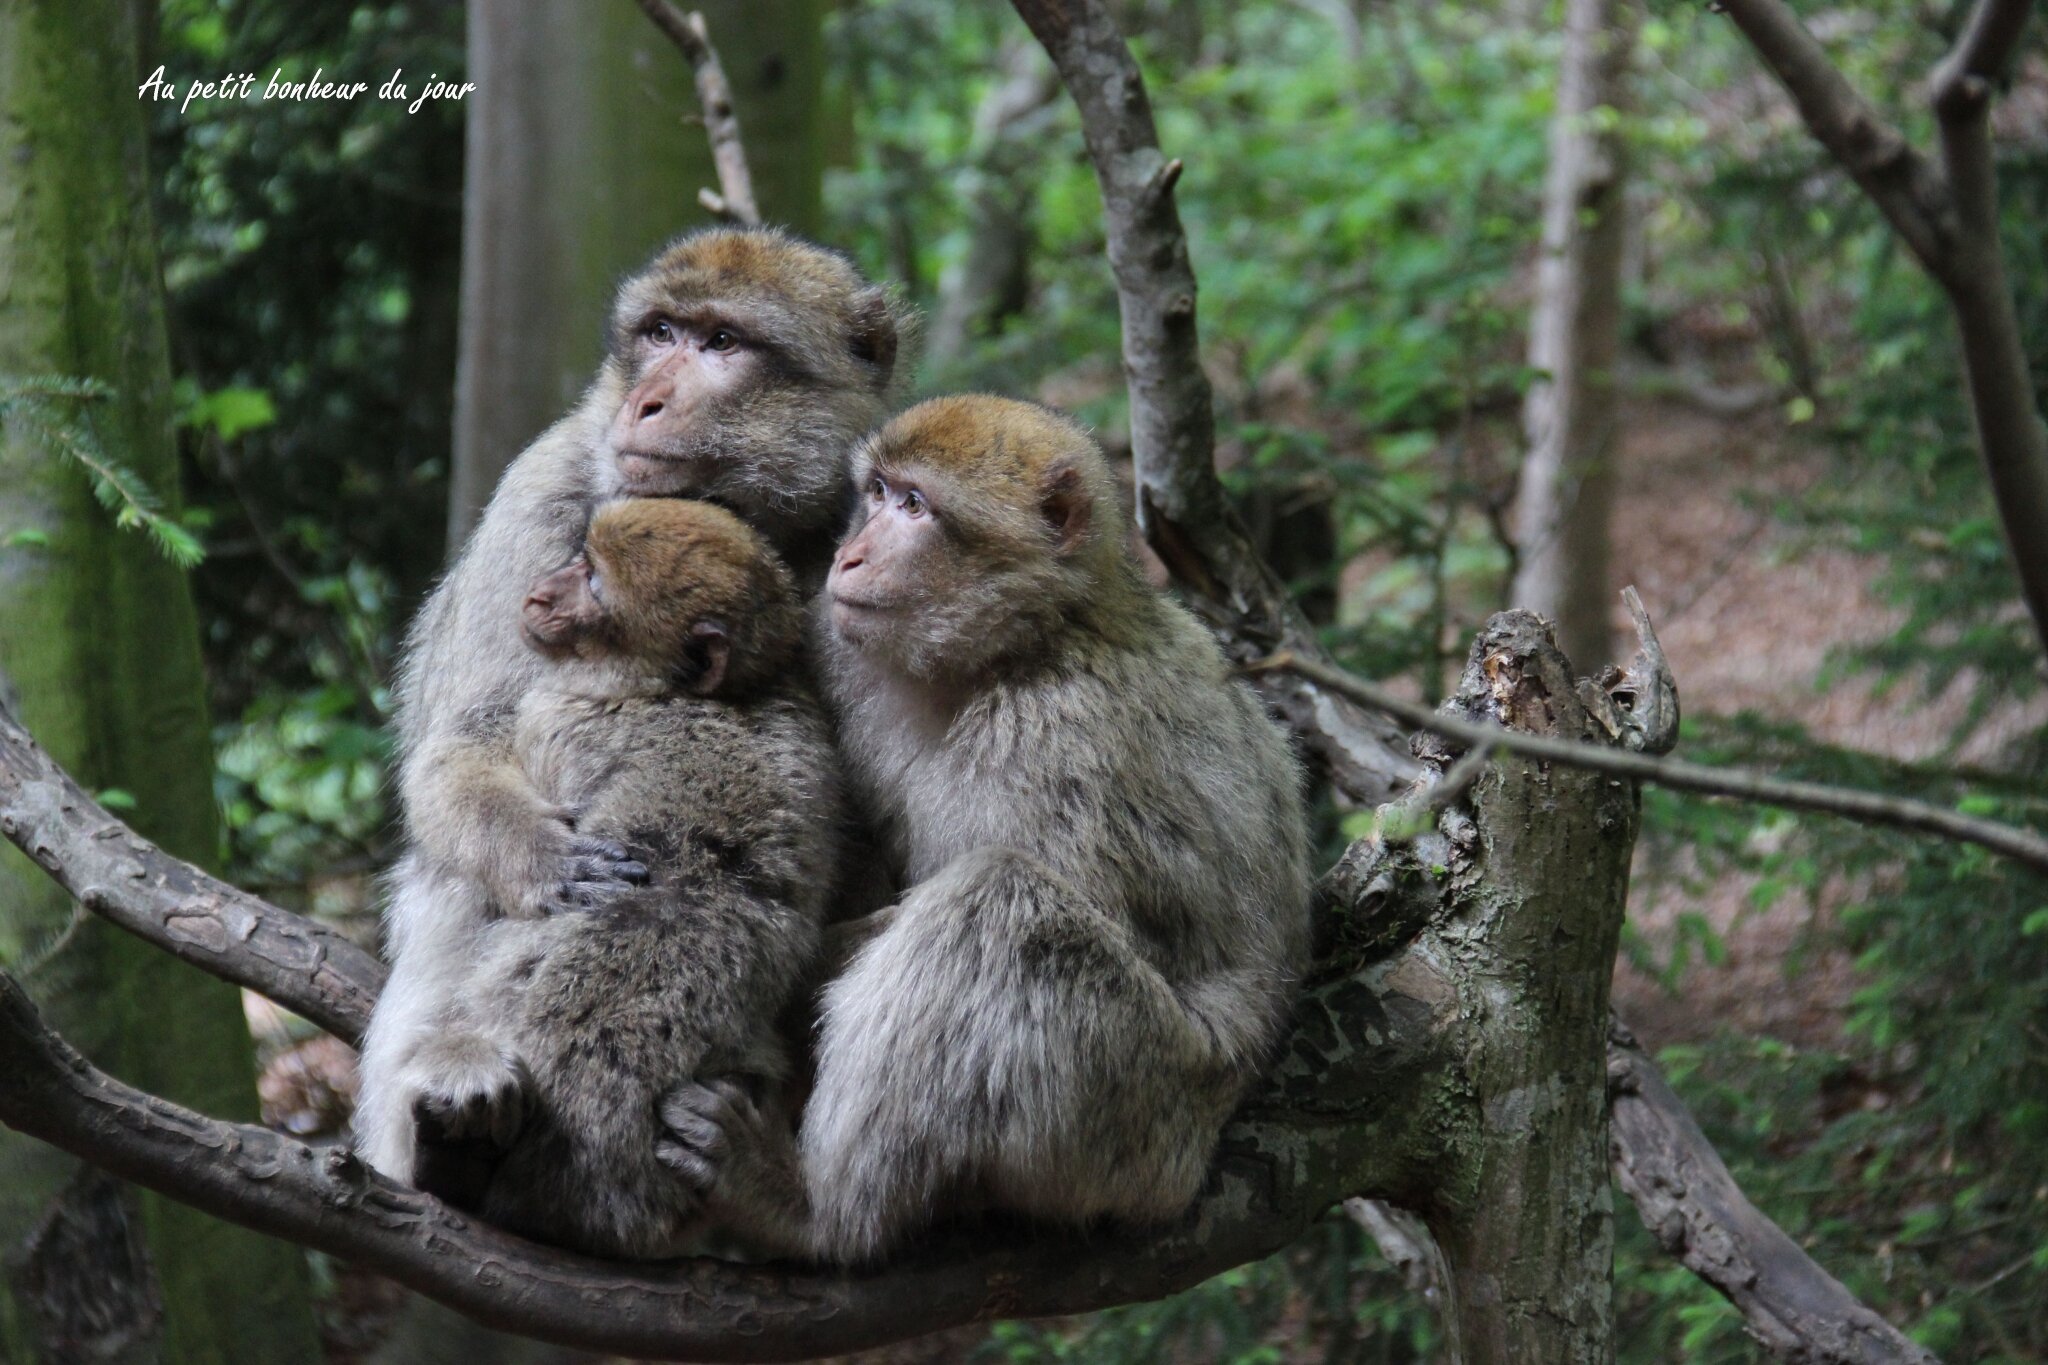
[586,498,801,696]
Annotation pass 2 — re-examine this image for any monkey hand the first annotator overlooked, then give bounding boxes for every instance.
[535,812,650,916]
[655,1076,778,1211]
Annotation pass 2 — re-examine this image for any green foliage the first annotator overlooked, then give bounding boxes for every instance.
[148,0,461,887]
[0,375,206,566]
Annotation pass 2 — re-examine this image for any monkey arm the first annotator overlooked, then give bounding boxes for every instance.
[398,729,651,919]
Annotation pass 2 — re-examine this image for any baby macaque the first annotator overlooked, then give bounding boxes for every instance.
[356,498,838,1258]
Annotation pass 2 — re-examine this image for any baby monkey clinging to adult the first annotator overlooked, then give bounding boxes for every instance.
[354,498,839,1259]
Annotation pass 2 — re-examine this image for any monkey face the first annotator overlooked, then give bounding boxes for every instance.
[596,229,901,548]
[524,499,801,696]
[607,314,762,499]
[827,397,1116,678]
[521,554,605,654]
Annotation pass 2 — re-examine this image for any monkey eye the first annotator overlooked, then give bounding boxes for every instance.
[704,329,738,353]
[901,488,928,518]
[646,318,677,346]
[867,475,888,502]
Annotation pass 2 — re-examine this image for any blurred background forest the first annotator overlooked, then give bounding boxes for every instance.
[1,0,2044,1360]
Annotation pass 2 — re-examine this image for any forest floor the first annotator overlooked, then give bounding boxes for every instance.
[1602,393,2039,1051]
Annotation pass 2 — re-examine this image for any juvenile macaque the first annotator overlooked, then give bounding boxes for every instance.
[674,395,1313,1262]
[358,228,897,1190]
[358,499,838,1257]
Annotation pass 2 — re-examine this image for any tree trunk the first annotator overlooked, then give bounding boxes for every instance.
[0,2,318,1359]
[1511,0,1635,670]
[926,40,1059,370]
[445,0,827,552]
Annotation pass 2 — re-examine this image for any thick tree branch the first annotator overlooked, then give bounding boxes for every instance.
[1253,650,2048,881]
[0,629,1934,1361]
[0,952,1438,1361]
[1609,1020,1938,1365]
[1718,0,2048,659]
[635,0,762,225]
[0,699,383,1045]
[1007,0,1419,804]
[1714,0,1954,272]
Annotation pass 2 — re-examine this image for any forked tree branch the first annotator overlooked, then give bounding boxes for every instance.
[1609,1020,1938,1365]
[2,645,1938,1362]
[1008,0,1420,805]
[635,0,763,224]
[1718,0,2048,658]
[0,940,1428,1361]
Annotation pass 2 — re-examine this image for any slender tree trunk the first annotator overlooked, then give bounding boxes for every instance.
[0,2,318,1359]
[1511,0,1635,670]
[927,40,1059,369]
[446,0,827,552]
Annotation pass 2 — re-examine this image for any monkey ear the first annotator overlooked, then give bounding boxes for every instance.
[1041,461,1094,555]
[848,289,898,385]
[685,620,733,696]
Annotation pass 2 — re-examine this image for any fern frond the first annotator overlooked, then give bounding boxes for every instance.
[1,376,205,568]
[0,374,114,403]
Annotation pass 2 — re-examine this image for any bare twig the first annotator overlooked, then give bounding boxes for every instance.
[1716,0,2048,659]
[1250,647,2048,879]
[1007,0,1419,804]
[0,699,383,1044]
[636,0,762,226]
[1609,1020,1938,1365]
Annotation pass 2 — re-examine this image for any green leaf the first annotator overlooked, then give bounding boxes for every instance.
[96,789,138,812]
[183,385,278,441]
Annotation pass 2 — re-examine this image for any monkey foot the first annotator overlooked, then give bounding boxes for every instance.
[656,1077,765,1197]
[410,1048,531,1210]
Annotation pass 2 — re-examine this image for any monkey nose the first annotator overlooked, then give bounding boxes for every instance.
[634,396,665,424]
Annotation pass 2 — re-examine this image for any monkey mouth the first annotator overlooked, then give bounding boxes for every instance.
[616,449,712,496]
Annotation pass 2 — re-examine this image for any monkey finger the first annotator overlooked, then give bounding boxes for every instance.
[658,1084,734,1158]
[653,1139,717,1195]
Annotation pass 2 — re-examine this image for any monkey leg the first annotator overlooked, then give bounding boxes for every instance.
[355,868,534,1194]
[400,1021,529,1212]
[353,862,492,1183]
[800,847,1236,1264]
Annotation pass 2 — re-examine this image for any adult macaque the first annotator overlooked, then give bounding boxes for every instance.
[357,228,896,1202]
[358,499,837,1258]
[670,395,1313,1262]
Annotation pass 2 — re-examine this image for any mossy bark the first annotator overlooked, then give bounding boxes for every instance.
[1413,618,1637,1363]
[0,1,319,1359]
[446,0,827,549]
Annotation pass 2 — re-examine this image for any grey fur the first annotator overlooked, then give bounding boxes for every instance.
[688,396,1314,1263]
